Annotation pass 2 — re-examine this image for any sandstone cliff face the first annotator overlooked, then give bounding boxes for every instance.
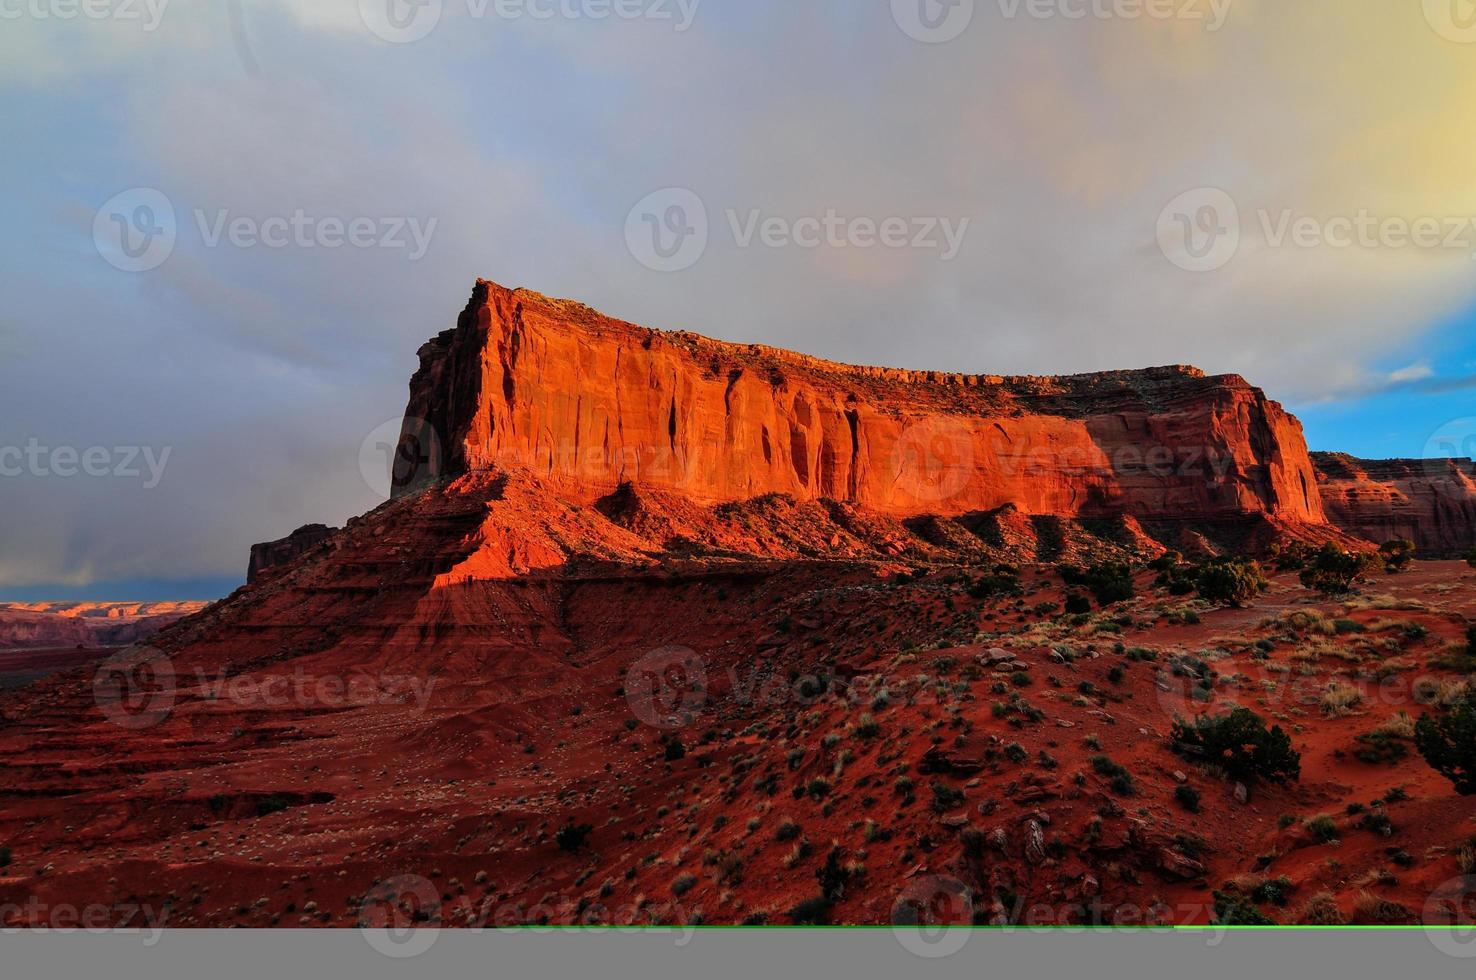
[1313,453,1476,555]
[394,281,1325,536]
[247,524,338,585]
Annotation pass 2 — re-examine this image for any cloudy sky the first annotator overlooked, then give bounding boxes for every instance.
[4,0,1476,599]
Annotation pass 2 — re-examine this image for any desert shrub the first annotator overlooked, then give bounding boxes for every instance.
[671,873,697,897]
[1299,544,1383,596]
[969,566,1022,599]
[1250,876,1294,907]
[893,776,914,799]
[1379,539,1417,573]
[1212,891,1275,925]
[1269,541,1315,572]
[1304,814,1339,844]
[1089,755,1135,795]
[1107,665,1125,684]
[775,819,801,842]
[1353,731,1409,765]
[806,778,832,801]
[1174,784,1201,813]
[1149,551,1183,572]
[1297,892,1346,925]
[789,895,832,924]
[1415,696,1476,794]
[855,714,880,739]
[1466,549,1476,569]
[930,782,965,813]
[0,846,9,868]
[816,846,851,902]
[255,795,290,818]
[1351,891,1409,924]
[556,822,594,852]
[1084,563,1135,606]
[1197,558,1269,608]
[1170,708,1301,784]
[1064,593,1092,615]
[1320,681,1364,717]
[662,734,686,761]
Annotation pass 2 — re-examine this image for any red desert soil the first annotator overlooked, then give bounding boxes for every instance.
[1,281,1474,930]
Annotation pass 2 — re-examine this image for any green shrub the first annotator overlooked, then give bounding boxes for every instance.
[1304,814,1339,843]
[930,782,965,813]
[1379,539,1417,573]
[1196,558,1269,607]
[1174,784,1201,812]
[789,895,832,924]
[1064,593,1092,615]
[1299,544,1383,596]
[1084,563,1135,606]
[254,796,290,818]
[776,819,801,842]
[1415,696,1476,795]
[662,734,686,761]
[1170,708,1301,784]
[1465,549,1476,569]
[556,822,594,852]
[671,873,697,897]
[0,846,10,868]
[1213,891,1276,925]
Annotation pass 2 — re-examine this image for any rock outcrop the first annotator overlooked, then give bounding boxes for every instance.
[1313,453,1476,555]
[392,281,1328,549]
[247,524,338,585]
[0,601,207,650]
